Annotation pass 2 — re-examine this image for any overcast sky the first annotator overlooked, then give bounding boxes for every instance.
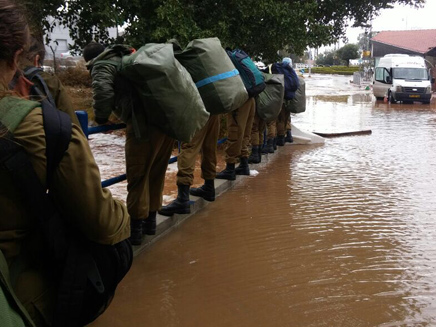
[346,0,436,43]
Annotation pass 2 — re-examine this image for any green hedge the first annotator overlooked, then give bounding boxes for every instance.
[308,66,360,75]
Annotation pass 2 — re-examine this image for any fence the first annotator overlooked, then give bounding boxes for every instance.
[75,111,227,188]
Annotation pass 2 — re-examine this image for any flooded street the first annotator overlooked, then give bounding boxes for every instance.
[90,74,436,327]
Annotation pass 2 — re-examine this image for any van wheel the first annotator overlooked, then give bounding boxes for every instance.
[389,92,396,104]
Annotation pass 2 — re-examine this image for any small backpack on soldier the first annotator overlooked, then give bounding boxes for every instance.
[266,62,300,100]
[226,48,266,98]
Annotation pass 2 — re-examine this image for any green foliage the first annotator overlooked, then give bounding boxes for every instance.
[316,51,335,66]
[22,0,425,62]
[336,44,360,66]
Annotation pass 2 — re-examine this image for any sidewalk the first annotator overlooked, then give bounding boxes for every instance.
[132,125,325,256]
[133,155,270,256]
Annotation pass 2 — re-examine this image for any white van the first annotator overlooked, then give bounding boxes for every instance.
[373,54,434,104]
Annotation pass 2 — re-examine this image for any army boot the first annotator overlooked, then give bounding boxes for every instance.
[273,137,278,150]
[285,130,294,143]
[129,219,143,246]
[142,211,157,235]
[216,163,236,180]
[235,157,250,175]
[190,179,215,201]
[248,146,261,164]
[276,135,285,146]
[264,138,274,153]
[159,184,191,216]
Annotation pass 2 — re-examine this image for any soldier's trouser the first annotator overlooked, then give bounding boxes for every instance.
[266,120,276,139]
[250,113,266,146]
[125,123,174,219]
[177,115,220,186]
[225,98,256,163]
[276,105,289,136]
[285,114,292,131]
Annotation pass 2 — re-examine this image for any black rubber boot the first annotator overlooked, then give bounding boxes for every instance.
[264,138,274,153]
[276,135,285,146]
[129,219,143,246]
[235,157,250,175]
[216,163,236,180]
[158,184,191,216]
[248,146,261,164]
[273,137,277,150]
[190,179,215,201]
[142,211,157,235]
[261,142,268,154]
[285,130,294,143]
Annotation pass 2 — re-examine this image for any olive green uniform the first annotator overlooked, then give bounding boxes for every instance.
[0,95,130,327]
[125,122,174,219]
[224,98,256,162]
[176,115,220,186]
[250,112,266,146]
[276,105,289,137]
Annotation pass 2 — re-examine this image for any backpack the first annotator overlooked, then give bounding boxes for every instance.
[255,73,285,122]
[92,44,209,143]
[0,93,132,326]
[283,76,306,114]
[174,37,249,115]
[226,48,266,98]
[267,63,300,100]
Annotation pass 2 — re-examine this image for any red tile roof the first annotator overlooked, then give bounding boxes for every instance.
[371,29,436,54]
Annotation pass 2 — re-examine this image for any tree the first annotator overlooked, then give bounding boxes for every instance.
[20,0,425,62]
[357,31,378,51]
[336,44,360,66]
[316,50,335,66]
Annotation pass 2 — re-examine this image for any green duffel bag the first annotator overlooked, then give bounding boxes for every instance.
[256,73,285,122]
[120,43,210,142]
[283,76,306,114]
[175,37,248,115]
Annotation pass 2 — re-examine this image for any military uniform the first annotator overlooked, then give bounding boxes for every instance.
[0,94,130,327]
[177,115,220,186]
[224,97,256,163]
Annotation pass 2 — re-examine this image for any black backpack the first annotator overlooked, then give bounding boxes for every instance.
[0,72,133,327]
[266,63,300,100]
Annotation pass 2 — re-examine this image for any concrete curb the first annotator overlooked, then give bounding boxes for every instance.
[132,148,284,257]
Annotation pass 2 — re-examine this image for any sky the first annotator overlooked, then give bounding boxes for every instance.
[346,0,436,44]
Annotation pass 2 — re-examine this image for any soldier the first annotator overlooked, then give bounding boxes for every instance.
[84,42,175,245]
[216,97,256,180]
[0,2,130,325]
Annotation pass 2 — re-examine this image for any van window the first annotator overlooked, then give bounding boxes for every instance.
[375,67,389,83]
[392,68,428,80]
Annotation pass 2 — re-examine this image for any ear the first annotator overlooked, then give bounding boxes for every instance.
[33,54,41,67]
[13,49,24,68]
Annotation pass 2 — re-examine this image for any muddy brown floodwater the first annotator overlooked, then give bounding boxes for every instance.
[89,74,436,327]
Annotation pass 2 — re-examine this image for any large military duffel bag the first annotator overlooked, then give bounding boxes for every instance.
[255,73,284,122]
[175,37,248,115]
[283,76,306,114]
[120,43,210,142]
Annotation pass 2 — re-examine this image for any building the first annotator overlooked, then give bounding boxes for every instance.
[370,29,436,67]
[371,29,436,91]
[44,17,118,59]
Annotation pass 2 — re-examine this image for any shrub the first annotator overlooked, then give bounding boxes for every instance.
[57,66,92,88]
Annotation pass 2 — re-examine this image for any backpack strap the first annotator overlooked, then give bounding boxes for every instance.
[23,68,73,186]
[24,67,56,108]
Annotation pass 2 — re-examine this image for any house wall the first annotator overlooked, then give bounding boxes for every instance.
[44,17,117,58]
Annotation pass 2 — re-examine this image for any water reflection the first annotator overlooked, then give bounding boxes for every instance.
[90,74,436,327]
